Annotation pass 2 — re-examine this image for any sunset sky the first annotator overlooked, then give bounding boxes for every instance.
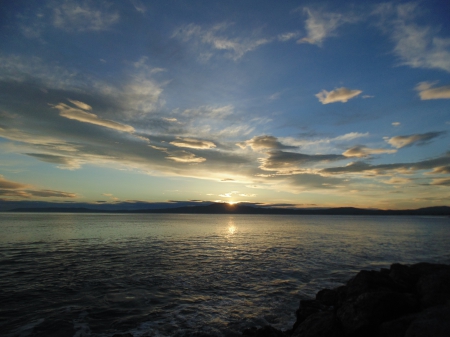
[1,0,450,210]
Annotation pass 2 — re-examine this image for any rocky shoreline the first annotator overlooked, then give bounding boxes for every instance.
[243,262,450,337]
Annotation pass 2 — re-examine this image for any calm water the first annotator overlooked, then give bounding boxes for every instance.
[1,213,449,337]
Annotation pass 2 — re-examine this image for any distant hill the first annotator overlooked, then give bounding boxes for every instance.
[7,203,450,216]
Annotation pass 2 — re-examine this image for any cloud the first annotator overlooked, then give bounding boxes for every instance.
[415,82,450,100]
[165,150,206,163]
[374,3,450,73]
[0,175,76,199]
[260,150,346,172]
[392,122,401,126]
[129,0,146,13]
[316,87,362,104]
[321,152,450,176]
[386,131,445,148]
[170,138,216,149]
[25,153,81,169]
[298,8,358,46]
[428,166,450,174]
[343,146,397,158]
[172,23,271,60]
[0,175,30,189]
[383,177,411,185]
[236,135,296,151]
[52,101,135,133]
[53,0,119,32]
[182,105,234,119]
[431,178,450,186]
[67,99,92,111]
[277,32,301,42]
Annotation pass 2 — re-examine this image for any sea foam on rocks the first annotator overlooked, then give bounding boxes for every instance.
[243,262,450,337]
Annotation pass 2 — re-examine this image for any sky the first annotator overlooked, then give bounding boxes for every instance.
[1,0,450,210]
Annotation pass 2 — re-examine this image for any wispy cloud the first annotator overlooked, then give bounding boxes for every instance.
[374,3,450,73]
[25,153,82,170]
[297,8,358,46]
[386,131,445,148]
[53,0,119,32]
[415,82,450,100]
[170,138,216,149]
[343,146,397,158]
[52,101,135,133]
[236,135,296,151]
[172,23,271,60]
[260,150,345,173]
[316,87,362,104]
[0,174,76,199]
[165,150,206,163]
[321,152,450,176]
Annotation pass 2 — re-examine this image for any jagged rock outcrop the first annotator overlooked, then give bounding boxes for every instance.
[243,262,450,337]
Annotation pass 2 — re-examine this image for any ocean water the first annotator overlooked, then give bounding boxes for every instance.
[1,213,449,337]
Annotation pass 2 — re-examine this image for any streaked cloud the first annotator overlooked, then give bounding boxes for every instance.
[52,101,135,133]
[172,23,271,60]
[392,122,401,126]
[415,82,450,100]
[260,150,346,173]
[0,175,76,199]
[383,177,411,185]
[431,178,450,186]
[237,135,295,151]
[321,152,450,176]
[343,146,397,158]
[165,150,206,163]
[298,8,358,46]
[170,138,216,149]
[316,87,362,104]
[375,3,450,73]
[386,131,445,148]
[25,153,81,170]
[53,0,119,32]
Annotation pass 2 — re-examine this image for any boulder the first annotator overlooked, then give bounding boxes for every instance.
[291,312,343,337]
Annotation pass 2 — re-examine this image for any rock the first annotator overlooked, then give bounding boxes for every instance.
[292,299,329,332]
[316,289,338,307]
[416,267,450,308]
[337,291,419,336]
[378,314,417,337]
[243,262,450,337]
[405,304,450,337]
[242,325,286,337]
[112,334,134,337]
[291,312,343,337]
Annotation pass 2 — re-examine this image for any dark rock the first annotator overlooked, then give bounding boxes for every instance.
[291,312,344,337]
[416,267,450,308]
[345,270,404,299]
[242,325,285,337]
[378,314,417,337]
[389,264,417,290]
[405,304,450,337]
[316,289,338,307]
[337,291,419,336]
[112,334,134,337]
[293,299,329,332]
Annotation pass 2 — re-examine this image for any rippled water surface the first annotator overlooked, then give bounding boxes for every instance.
[1,213,449,337]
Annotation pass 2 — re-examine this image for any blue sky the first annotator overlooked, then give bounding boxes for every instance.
[1,0,450,210]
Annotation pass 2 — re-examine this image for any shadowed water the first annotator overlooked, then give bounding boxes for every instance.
[1,213,449,336]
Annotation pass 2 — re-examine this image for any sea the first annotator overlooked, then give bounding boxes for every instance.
[1,213,449,337]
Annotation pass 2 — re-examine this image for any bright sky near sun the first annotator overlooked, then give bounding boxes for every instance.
[1,0,450,210]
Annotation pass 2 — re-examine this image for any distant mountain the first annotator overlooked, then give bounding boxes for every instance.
[7,203,450,216]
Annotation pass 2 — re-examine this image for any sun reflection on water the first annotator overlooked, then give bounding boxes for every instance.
[227,218,237,236]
